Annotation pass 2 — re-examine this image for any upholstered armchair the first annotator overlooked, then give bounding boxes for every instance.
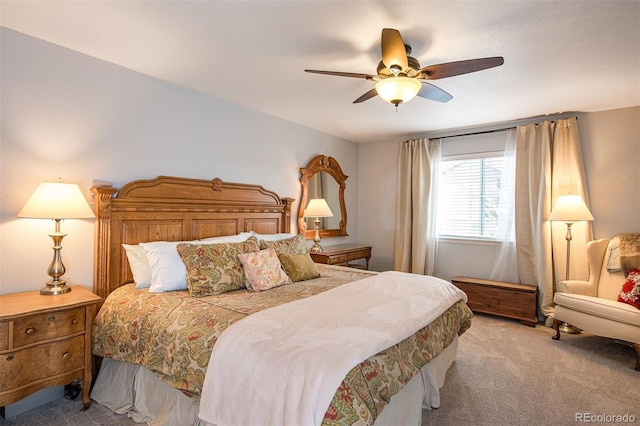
[552,237,640,370]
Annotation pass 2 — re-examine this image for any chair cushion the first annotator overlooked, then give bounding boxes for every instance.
[554,292,640,327]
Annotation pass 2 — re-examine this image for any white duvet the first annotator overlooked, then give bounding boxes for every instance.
[198,271,467,426]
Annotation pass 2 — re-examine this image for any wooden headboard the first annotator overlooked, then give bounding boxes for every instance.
[91,176,294,301]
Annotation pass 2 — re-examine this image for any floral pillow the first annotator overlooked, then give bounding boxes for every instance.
[617,269,640,310]
[176,236,260,297]
[237,247,292,291]
[141,233,253,293]
[261,233,308,255]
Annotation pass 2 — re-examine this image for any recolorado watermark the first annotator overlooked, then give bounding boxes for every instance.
[575,412,637,423]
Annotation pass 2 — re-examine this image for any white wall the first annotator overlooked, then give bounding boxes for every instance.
[3,28,638,295]
[356,140,398,272]
[0,28,359,296]
[578,107,640,238]
[359,106,640,280]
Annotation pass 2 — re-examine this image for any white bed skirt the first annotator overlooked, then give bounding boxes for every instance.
[91,336,458,426]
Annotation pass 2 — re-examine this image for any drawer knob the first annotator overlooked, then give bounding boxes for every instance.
[6,354,14,361]
[71,318,79,325]
[62,352,71,360]
[49,315,56,321]
[25,327,35,335]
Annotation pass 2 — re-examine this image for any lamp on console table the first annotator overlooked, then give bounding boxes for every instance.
[549,194,594,333]
[303,198,334,253]
[17,180,95,295]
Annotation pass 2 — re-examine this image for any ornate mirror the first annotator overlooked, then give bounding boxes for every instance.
[298,155,348,238]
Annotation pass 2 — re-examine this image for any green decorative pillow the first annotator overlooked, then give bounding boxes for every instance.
[278,252,320,282]
[261,233,308,255]
[177,236,259,297]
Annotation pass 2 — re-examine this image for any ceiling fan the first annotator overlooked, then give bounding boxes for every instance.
[305,28,504,108]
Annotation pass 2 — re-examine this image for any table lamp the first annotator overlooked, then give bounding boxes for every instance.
[303,198,333,253]
[17,181,95,295]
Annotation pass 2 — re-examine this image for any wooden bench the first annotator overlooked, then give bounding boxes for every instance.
[451,276,538,327]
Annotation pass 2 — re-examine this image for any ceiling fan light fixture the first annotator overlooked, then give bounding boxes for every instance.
[375,77,422,107]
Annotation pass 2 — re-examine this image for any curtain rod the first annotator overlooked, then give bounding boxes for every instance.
[410,112,579,142]
[436,127,514,141]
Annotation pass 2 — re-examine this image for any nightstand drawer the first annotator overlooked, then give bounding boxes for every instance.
[348,249,371,261]
[0,322,8,351]
[0,335,84,392]
[13,307,85,347]
[328,254,349,264]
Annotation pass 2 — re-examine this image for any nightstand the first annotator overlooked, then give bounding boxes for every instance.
[309,244,372,270]
[0,286,101,411]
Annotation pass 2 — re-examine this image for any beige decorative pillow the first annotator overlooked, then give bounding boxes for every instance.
[238,247,292,291]
[177,236,260,297]
[262,233,308,255]
[278,252,320,282]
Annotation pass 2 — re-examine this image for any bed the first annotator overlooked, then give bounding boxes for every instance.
[88,175,473,425]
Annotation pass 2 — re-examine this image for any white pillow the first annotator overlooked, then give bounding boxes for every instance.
[201,232,254,243]
[122,244,152,289]
[250,231,295,242]
[143,233,254,293]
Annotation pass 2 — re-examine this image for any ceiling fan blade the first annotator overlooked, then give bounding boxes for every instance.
[353,89,378,104]
[381,28,408,71]
[305,69,375,80]
[417,82,453,103]
[420,57,504,80]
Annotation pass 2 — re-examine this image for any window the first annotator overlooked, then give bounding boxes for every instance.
[437,153,508,239]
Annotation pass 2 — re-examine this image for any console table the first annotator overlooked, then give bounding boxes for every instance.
[309,244,372,270]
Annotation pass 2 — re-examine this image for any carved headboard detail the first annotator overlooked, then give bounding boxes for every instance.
[91,176,294,301]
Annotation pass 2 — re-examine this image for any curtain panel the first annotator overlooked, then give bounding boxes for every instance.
[393,139,440,275]
[551,118,593,282]
[489,128,519,283]
[515,117,592,324]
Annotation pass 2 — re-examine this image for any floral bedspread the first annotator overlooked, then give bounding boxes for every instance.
[92,264,472,424]
[324,300,472,425]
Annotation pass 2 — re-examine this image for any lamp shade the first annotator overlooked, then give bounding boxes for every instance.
[549,194,594,222]
[18,182,95,219]
[303,198,334,218]
[375,77,422,105]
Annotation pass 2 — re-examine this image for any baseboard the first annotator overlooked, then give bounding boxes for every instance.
[1,386,63,419]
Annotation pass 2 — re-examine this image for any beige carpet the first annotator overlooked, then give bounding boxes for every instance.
[3,313,638,425]
[422,313,639,426]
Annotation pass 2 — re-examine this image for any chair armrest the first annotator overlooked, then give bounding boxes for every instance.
[557,280,597,296]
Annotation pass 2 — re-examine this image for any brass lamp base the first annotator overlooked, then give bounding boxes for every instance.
[310,218,323,253]
[559,322,581,334]
[41,280,71,296]
[41,220,72,296]
[310,244,323,253]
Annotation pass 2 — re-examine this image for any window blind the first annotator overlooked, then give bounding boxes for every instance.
[437,156,505,238]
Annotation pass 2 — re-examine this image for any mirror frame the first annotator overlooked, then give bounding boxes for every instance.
[298,155,348,239]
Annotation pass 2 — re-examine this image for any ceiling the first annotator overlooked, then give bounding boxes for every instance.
[2,1,639,144]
